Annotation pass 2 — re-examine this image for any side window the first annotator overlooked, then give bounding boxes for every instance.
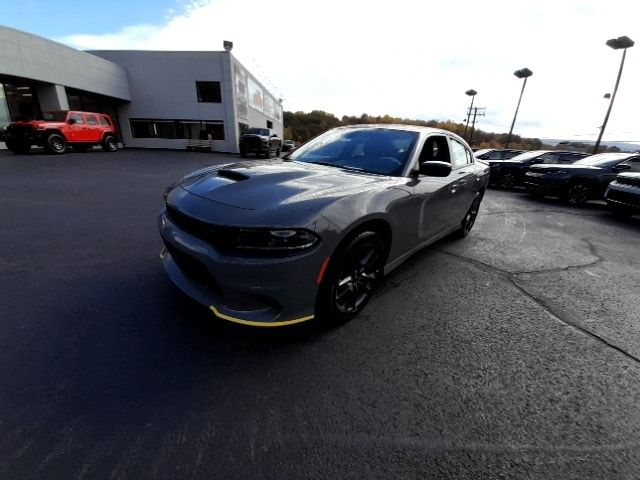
[418,135,450,165]
[538,153,558,164]
[486,150,502,160]
[85,115,98,125]
[99,116,111,126]
[449,138,470,169]
[68,113,84,124]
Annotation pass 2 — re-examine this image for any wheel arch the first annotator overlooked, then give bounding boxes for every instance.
[335,216,392,259]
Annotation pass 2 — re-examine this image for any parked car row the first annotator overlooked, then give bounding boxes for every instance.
[478,148,640,215]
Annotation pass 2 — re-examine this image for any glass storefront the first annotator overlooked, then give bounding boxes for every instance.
[0,83,11,128]
[1,82,40,121]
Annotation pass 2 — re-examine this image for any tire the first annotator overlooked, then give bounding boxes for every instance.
[565,182,590,205]
[5,139,30,154]
[455,193,483,238]
[264,147,273,159]
[276,146,281,157]
[45,133,67,154]
[102,135,118,152]
[240,150,248,158]
[498,172,516,190]
[316,231,386,324]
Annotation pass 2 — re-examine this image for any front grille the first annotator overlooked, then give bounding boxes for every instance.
[617,176,640,188]
[166,205,237,251]
[241,136,262,148]
[607,189,640,207]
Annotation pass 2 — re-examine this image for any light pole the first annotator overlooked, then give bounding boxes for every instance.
[463,89,477,141]
[593,36,634,154]
[505,67,533,148]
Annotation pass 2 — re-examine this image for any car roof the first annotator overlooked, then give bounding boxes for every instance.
[336,124,467,140]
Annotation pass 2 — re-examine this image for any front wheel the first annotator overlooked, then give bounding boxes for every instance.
[316,231,386,324]
[498,172,516,190]
[456,193,483,238]
[276,146,281,157]
[45,133,67,154]
[102,135,118,152]
[264,147,273,159]
[565,182,590,205]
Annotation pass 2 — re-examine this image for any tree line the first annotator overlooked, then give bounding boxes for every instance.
[283,110,621,152]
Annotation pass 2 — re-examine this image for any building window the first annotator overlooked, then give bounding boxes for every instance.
[129,119,225,140]
[196,82,222,103]
[266,120,273,129]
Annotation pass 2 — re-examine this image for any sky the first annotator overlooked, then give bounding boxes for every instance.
[1,0,639,142]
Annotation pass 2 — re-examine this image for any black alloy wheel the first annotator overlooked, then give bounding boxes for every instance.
[318,231,386,323]
[498,172,516,190]
[102,135,118,152]
[46,133,67,154]
[457,194,482,238]
[566,183,590,205]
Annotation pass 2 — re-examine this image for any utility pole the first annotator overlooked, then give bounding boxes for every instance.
[467,106,485,146]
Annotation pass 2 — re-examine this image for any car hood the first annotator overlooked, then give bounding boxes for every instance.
[179,160,401,212]
[12,120,65,128]
[530,164,600,172]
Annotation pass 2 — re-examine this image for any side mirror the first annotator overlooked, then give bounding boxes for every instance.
[68,118,76,125]
[270,134,278,138]
[614,163,631,171]
[418,161,452,177]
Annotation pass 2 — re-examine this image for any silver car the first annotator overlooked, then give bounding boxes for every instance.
[159,125,489,327]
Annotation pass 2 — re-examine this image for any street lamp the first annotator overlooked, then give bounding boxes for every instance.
[505,67,533,148]
[593,36,634,154]
[463,89,477,141]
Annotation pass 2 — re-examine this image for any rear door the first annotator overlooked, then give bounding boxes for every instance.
[83,114,101,141]
[447,136,477,218]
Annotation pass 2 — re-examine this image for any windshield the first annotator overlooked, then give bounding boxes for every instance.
[508,150,549,162]
[575,153,629,167]
[41,111,68,121]
[289,128,418,176]
[247,128,270,136]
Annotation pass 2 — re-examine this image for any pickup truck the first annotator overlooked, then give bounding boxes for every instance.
[239,127,282,158]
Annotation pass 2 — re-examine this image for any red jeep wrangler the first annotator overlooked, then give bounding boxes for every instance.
[4,110,119,154]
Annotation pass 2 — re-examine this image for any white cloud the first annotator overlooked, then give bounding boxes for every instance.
[57,0,640,142]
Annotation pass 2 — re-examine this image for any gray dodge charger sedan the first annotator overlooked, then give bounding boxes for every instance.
[159,125,489,326]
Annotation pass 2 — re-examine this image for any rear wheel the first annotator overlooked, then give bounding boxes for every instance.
[45,133,66,154]
[565,182,590,205]
[316,231,386,324]
[456,193,483,238]
[264,146,273,159]
[102,135,118,152]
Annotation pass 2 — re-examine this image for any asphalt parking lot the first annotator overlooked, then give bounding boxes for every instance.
[1,148,640,479]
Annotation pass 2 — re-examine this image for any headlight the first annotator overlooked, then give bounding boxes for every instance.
[235,228,319,251]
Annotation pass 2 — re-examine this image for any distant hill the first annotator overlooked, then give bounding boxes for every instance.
[543,138,640,153]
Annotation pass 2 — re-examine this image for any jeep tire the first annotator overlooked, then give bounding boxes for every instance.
[102,135,118,152]
[45,133,67,154]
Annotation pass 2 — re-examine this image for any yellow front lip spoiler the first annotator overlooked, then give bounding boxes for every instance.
[209,306,314,328]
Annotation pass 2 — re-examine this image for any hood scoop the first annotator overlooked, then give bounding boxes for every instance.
[217,169,249,181]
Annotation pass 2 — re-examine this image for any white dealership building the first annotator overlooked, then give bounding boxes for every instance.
[0,26,283,152]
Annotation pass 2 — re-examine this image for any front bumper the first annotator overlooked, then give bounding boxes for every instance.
[605,185,640,212]
[158,210,328,326]
[6,130,45,146]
